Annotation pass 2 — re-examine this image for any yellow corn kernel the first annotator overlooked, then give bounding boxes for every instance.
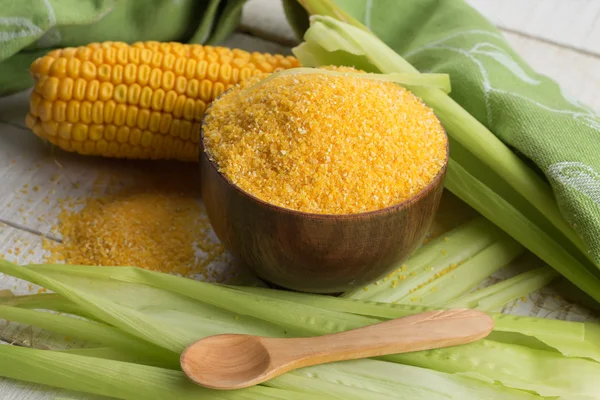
[80,101,93,123]
[196,60,208,80]
[186,79,199,98]
[148,111,161,132]
[25,113,37,129]
[138,65,151,86]
[117,126,130,143]
[114,104,127,125]
[194,100,206,121]
[29,92,42,116]
[128,84,142,105]
[26,41,300,160]
[151,89,165,111]
[114,84,127,103]
[31,56,56,78]
[42,121,59,137]
[81,61,97,80]
[86,80,100,101]
[149,68,162,89]
[98,64,111,81]
[141,130,153,147]
[151,133,164,151]
[58,122,72,139]
[159,114,172,134]
[99,82,113,101]
[58,78,74,101]
[104,47,117,65]
[130,128,142,145]
[126,106,139,127]
[117,48,128,65]
[50,58,68,78]
[73,78,87,100]
[175,76,187,94]
[174,57,186,76]
[173,95,186,118]
[185,59,197,80]
[112,64,124,84]
[124,64,137,84]
[104,100,116,123]
[163,53,175,71]
[164,91,177,113]
[169,119,181,137]
[199,80,212,102]
[105,125,117,141]
[162,71,175,91]
[32,120,45,138]
[137,109,150,130]
[42,77,60,101]
[213,82,225,100]
[72,123,88,141]
[92,101,104,124]
[66,101,80,123]
[182,99,195,120]
[38,100,53,121]
[91,48,104,65]
[53,101,67,122]
[89,125,103,140]
[180,120,192,140]
[139,86,152,108]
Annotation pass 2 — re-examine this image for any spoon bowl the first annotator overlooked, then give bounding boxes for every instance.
[181,309,494,390]
[180,334,271,389]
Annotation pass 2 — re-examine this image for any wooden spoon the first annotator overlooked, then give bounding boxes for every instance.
[181,309,493,390]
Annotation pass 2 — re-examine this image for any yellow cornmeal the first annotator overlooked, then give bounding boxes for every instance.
[203,70,447,214]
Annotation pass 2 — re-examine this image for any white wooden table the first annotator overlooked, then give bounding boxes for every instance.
[0,0,599,398]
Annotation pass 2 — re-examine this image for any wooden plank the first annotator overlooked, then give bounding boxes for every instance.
[504,31,600,113]
[467,0,600,57]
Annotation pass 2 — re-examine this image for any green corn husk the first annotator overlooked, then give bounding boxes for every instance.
[1,260,599,398]
[0,345,328,400]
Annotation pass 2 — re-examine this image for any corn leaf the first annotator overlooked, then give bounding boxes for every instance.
[1,261,599,397]
[0,345,324,400]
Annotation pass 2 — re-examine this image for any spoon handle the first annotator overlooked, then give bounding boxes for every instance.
[272,309,493,368]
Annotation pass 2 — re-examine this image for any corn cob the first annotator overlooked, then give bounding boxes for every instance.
[25,41,300,161]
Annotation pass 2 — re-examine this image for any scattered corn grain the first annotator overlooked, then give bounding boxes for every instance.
[44,166,226,279]
[203,69,447,214]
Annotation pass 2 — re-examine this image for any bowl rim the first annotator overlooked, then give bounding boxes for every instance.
[200,98,449,221]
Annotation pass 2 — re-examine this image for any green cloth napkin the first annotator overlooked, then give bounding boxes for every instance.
[0,0,246,95]
[284,0,600,267]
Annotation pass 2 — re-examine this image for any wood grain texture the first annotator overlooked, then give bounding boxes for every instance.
[181,309,494,389]
[467,0,600,57]
[200,120,448,293]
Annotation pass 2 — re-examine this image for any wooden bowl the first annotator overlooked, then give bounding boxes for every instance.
[200,118,448,293]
